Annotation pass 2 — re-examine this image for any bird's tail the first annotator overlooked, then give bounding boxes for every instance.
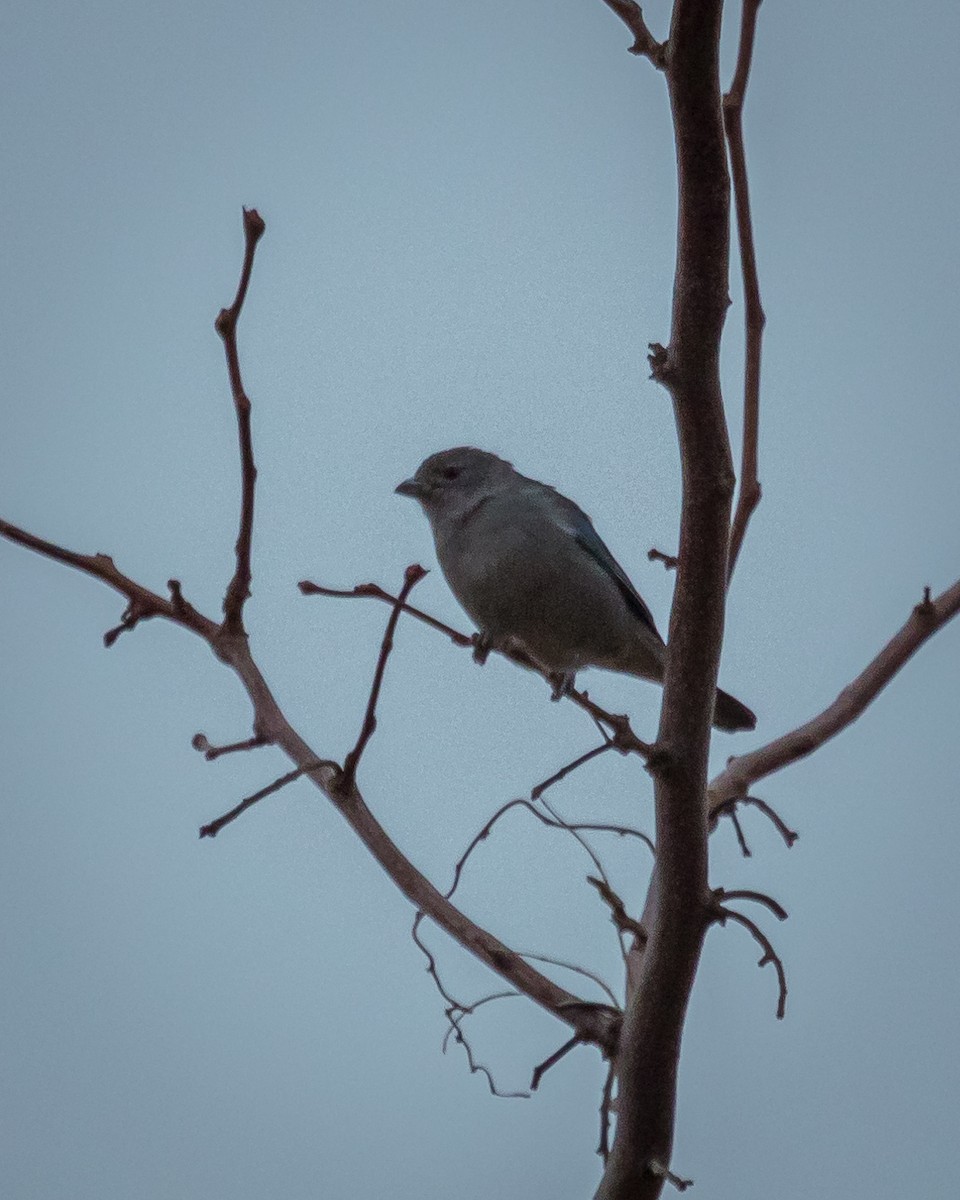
[713,688,756,733]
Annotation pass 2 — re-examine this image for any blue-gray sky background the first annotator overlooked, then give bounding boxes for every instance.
[2,3,958,1197]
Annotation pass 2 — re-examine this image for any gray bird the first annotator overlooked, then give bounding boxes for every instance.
[396,447,755,732]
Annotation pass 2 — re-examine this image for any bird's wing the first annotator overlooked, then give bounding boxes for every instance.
[548,489,664,643]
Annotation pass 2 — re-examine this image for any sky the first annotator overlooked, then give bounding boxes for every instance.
[1,2,959,1198]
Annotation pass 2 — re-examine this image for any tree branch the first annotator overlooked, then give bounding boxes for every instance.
[597,1,733,1195]
[217,207,265,635]
[708,580,960,812]
[724,0,766,582]
[600,1,667,67]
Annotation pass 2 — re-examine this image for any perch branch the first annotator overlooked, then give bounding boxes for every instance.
[302,577,656,757]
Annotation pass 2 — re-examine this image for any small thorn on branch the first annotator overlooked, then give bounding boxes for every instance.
[103,600,152,647]
[648,547,679,571]
[587,875,647,943]
[915,585,935,619]
[600,1,667,67]
[648,1160,694,1192]
[191,732,271,761]
[597,1062,615,1161]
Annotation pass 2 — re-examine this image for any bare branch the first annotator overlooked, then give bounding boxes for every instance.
[0,520,220,643]
[600,1,667,66]
[724,0,766,582]
[217,207,266,635]
[340,564,427,792]
[199,761,336,838]
[709,579,960,813]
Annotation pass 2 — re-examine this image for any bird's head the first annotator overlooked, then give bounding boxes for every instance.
[396,447,515,525]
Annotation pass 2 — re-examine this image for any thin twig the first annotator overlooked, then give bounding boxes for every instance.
[600,1,667,66]
[517,951,621,1010]
[413,913,529,1099]
[714,904,787,1019]
[724,0,766,582]
[199,761,336,838]
[340,564,426,792]
[440,991,522,1053]
[597,1062,616,1161]
[530,1035,581,1091]
[217,208,266,635]
[531,741,615,798]
[299,579,473,647]
[192,732,271,761]
[446,796,653,906]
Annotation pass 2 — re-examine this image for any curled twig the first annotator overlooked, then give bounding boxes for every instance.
[413,913,529,1099]
[713,903,788,1020]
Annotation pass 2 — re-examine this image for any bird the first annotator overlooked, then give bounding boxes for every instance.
[395,447,755,732]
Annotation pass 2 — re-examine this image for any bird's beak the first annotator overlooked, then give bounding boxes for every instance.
[395,477,425,499]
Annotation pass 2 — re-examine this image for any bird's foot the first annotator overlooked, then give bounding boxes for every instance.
[548,671,576,702]
[472,631,492,665]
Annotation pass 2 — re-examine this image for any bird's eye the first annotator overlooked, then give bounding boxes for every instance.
[442,466,460,480]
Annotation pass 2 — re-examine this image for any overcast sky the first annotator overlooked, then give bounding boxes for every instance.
[2,2,959,1198]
